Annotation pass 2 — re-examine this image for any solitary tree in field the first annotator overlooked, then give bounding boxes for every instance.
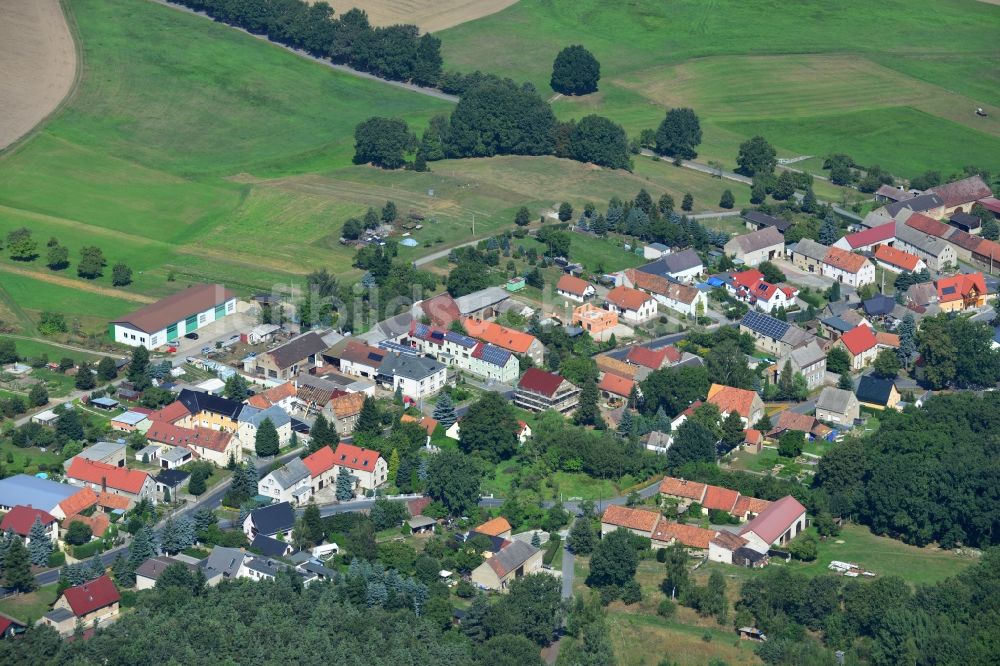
[6,228,38,262]
[514,206,532,226]
[654,108,702,159]
[550,45,601,95]
[735,135,777,177]
[353,117,416,169]
[111,262,133,287]
[719,189,735,209]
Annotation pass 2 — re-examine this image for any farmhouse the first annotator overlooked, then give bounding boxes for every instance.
[40,575,120,636]
[252,331,329,381]
[470,539,542,592]
[723,227,784,266]
[786,238,829,273]
[65,458,155,507]
[822,247,875,287]
[833,222,895,253]
[873,245,925,273]
[622,269,707,316]
[110,283,236,349]
[556,274,596,302]
[736,496,807,553]
[600,505,661,539]
[605,285,657,323]
[816,386,860,425]
[332,442,388,494]
[598,372,634,399]
[742,210,792,235]
[928,174,993,216]
[515,368,580,414]
[874,184,914,204]
[894,222,957,271]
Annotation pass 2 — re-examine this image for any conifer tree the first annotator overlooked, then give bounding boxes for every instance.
[4,537,35,592]
[354,396,381,436]
[432,393,457,428]
[254,418,280,457]
[310,413,334,451]
[336,467,356,501]
[27,516,53,566]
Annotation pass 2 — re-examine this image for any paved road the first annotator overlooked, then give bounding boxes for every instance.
[560,521,575,600]
[150,0,458,103]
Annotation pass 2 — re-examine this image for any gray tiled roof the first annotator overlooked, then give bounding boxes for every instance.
[487,540,540,577]
[266,332,329,370]
[269,458,310,490]
[202,546,246,580]
[378,353,444,381]
[790,238,829,262]
[817,387,855,414]
[727,227,784,253]
[239,404,291,429]
[454,287,509,315]
[894,223,951,257]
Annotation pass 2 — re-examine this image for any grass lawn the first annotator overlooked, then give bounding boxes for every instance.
[606,612,760,666]
[0,441,66,476]
[1,338,101,365]
[440,0,1000,179]
[0,584,59,624]
[784,524,973,586]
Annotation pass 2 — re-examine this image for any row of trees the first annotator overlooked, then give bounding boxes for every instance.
[178,1,442,85]
[1,228,131,284]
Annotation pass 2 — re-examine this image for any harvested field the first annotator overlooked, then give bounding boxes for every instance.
[315,0,519,32]
[0,0,77,150]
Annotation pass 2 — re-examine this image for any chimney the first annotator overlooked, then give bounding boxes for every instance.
[101,476,107,493]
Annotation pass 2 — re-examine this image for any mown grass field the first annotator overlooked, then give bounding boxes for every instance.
[440,0,1000,178]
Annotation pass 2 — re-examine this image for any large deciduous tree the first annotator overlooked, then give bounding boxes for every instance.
[353,117,416,169]
[586,528,639,588]
[654,108,702,159]
[550,45,601,95]
[568,115,630,170]
[735,135,777,177]
[426,449,481,516]
[459,392,519,462]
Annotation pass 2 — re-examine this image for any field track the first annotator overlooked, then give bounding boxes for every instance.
[0,0,78,151]
[309,0,520,32]
[0,263,154,304]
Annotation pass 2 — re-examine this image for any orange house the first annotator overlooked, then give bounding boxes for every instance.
[572,303,618,340]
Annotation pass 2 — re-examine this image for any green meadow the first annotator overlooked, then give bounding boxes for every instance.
[440,0,1000,178]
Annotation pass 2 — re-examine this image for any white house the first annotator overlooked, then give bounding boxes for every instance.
[556,275,596,303]
[406,323,519,384]
[331,442,388,495]
[257,457,312,505]
[822,247,876,287]
[236,405,293,453]
[605,286,657,324]
[736,496,807,552]
[638,249,704,284]
[378,352,447,400]
[621,269,707,317]
[110,283,236,349]
[723,227,784,267]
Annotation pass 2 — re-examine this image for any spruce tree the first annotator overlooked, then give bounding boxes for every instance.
[27,517,53,566]
[336,467,356,501]
[3,537,35,592]
[112,552,135,588]
[303,502,324,545]
[255,418,280,457]
[74,362,95,390]
[158,516,181,555]
[573,379,604,429]
[838,373,855,391]
[310,413,334,451]
[354,396,381,436]
[617,409,634,437]
[431,393,457,428]
[128,525,157,572]
[97,356,118,381]
[819,215,840,245]
[127,345,151,390]
[388,449,400,483]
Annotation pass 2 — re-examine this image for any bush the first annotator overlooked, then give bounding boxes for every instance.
[599,584,620,606]
[455,579,475,598]
[48,551,67,568]
[72,540,104,559]
[657,598,677,618]
[120,590,138,608]
[542,538,561,565]
[621,580,642,605]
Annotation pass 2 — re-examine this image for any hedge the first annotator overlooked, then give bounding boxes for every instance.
[72,540,104,559]
[48,551,67,568]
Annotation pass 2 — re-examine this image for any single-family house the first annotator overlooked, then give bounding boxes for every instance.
[407,322,518,384]
[707,383,765,427]
[463,318,545,366]
[598,372,634,400]
[243,501,296,541]
[378,352,447,399]
[470,539,543,592]
[625,345,677,372]
[873,245,925,274]
[835,325,879,370]
[936,272,988,312]
[339,340,386,379]
[855,375,901,411]
[723,227,785,266]
[252,331,329,382]
[556,275,596,302]
[637,249,705,284]
[605,286,657,324]
[302,445,337,494]
[237,405,293,453]
[726,269,798,313]
[332,442,388,494]
[475,517,513,540]
[775,340,826,390]
[250,533,296,558]
[201,546,247,586]
[786,238,830,273]
[0,506,59,545]
[246,382,298,412]
[515,368,580,414]
[258,457,312,505]
[823,247,875,287]
[736,496,807,553]
[65,458,155,507]
[742,210,792,235]
[176,389,244,433]
[145,421,239,468]
[40,575,120,636]
[816,386,860,425]
[739,310,816,358]
[135,556,197,591]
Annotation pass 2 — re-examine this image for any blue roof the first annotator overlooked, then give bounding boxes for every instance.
[0,474,80,512]
[821,316,854,333]
[706,276,726,287]
[741,310,791,339]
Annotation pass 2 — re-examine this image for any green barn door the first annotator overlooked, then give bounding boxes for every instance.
[167,323,179,341]
[185,315,198,333]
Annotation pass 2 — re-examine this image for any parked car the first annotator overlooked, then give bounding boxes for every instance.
[200,346,212,355]
[184,332,199,340]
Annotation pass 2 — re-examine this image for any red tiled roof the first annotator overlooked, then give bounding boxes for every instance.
[732,496,771,519]
[626,345,668,370]
[302,445,336,477]
[874,245,921,272]
[247,382,296,409]
[707,384,759,419]
[823,246,869,274]
[606,286,653,312]
[624,269,701,304]
[905,213,951,238]
[66,459,150,494]
[731,269,765,290]
[0,615,23,634]
[333,442,382,473]
[557,274,593,296]
[841,222,895,249]
[972,238,1000,262]
[978,196,1000,214]
[59,487,98,519]
[602,505,660,532]
[651,518,716,549]
[839,325,877,356]
[97,492,131,511]
[598,373,634,398]
[663,345,682,364]
[330,391,365,420]
[738,495,807,545]
[710,530,749,551]
[518,368,567,397]
[475,517,512,536]
[702,485,740,512]
[463,318,538,355]
[0,506,55,537]
[770,410,818,435]
[66,513,110,538]
[340,340,386,367]
[62,575,120,617]
[146,422,232,453]
[659,477,707,502]
[936,272,987,304]
[420,293,461,327]
[147,401,190,424]
[875,332,900,348]
[401,413,438,435]
[744,429,762,445]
